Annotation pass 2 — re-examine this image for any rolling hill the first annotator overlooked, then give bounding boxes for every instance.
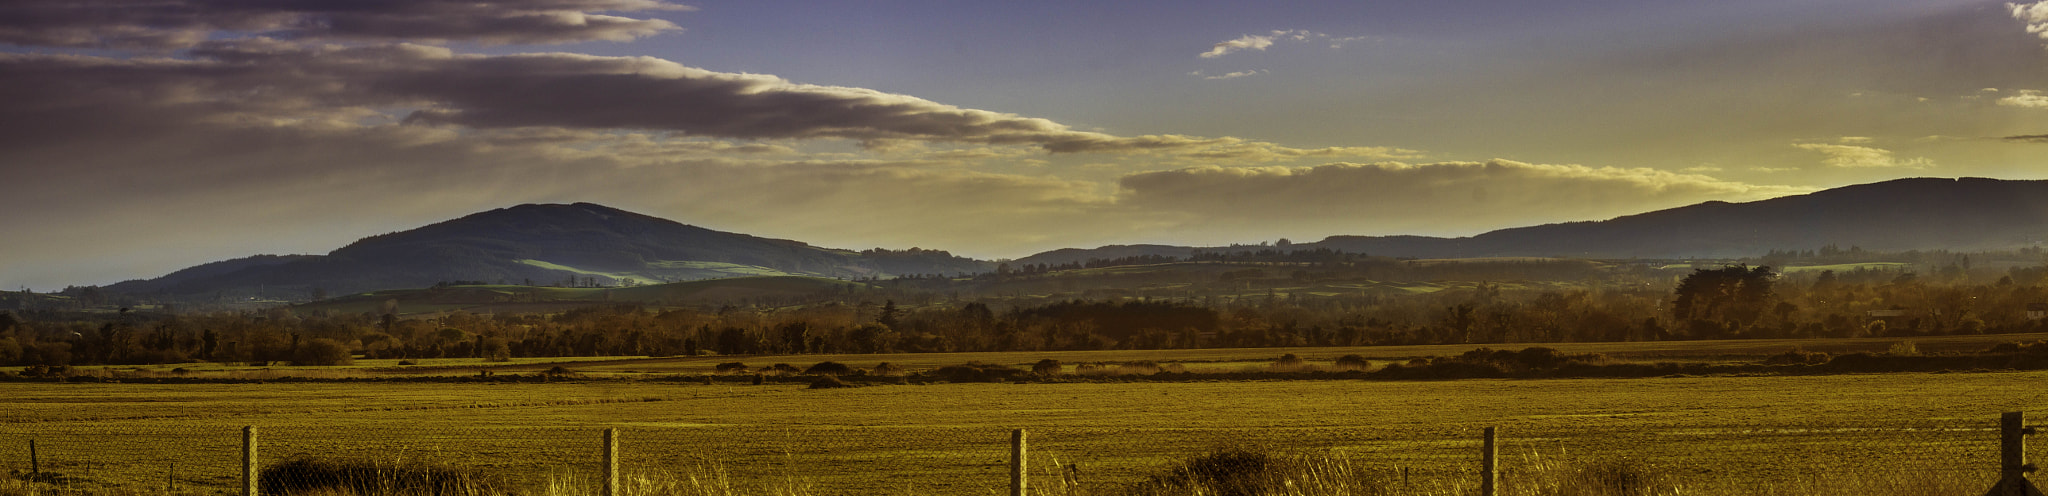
[99,177,2048,302]
[1020,177,2048,265]
[106,203,990,299]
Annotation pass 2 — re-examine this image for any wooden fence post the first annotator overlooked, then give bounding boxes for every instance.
[27,439,36,479]
[1011,429,1027,496]
[1482,426,1498,496]
[1985,412,2045,496]
[242,426,258,496]
[603,428,619,496]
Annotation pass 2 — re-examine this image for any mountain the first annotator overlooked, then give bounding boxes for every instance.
[106,203,991,299]
[1021,177,2048,265]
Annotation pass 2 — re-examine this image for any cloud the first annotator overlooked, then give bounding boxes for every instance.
[0,0,690,49]
[1792,143,1934,168]
[1198,29,1364,59]
[1999,89,2048,108]
[1114,160,1810,237]
[2016,1,2048,40]
[1196,69,1266,80]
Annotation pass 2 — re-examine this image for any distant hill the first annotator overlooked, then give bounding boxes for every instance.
[1021,177,2048,265]
[98,177,2048,301]
[292,276,866,316]
[106,203,991,299]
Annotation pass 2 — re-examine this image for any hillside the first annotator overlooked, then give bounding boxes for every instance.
[1024,177,2048,264]
[292,276,866,316]
[106,203,991,299]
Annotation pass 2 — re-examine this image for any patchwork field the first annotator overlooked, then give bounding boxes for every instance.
[2,364,2041,495]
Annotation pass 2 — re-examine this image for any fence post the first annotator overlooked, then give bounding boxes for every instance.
[603,428,619,496]
[1986,412,2045,496]
[1482,426,1498,496]
[27,439,36,479]
[1011,429,1027,496]
[242,426,258,496]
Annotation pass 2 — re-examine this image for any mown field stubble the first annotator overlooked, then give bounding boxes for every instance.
[3,365,2043,495]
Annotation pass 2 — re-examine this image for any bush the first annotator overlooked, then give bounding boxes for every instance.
[1137,447,1291,496]
[714,362,750,373]
[260,456,500,496]
[1271,354,1308,372]
[1764,348,1831,365]
[870,362,904,376]
[807,376,857,389]
[1888,341,1921,357]
[543,365,573,377]
[931,362,1023,382]
[1333,354,1370,371]
[1119,361,1164,375]
[1032,359,1063,375]
[804,361,854,375]
[292,338,354,366]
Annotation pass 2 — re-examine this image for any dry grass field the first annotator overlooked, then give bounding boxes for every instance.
[3,357,2044,495]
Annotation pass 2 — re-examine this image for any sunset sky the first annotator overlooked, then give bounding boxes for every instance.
[5,0,2048,290]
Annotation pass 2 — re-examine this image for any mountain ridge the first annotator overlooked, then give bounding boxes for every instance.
[102,177,2048,300]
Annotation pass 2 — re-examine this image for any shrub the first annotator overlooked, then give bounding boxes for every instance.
[807,376,857,389]
[1119,361,1164,375]
[1137,447,1291,496]
[804,361,854,375]
[1032,359,1064,375]
[870,362,904,376]
[259,456,501,496]
[543,365,573,377]
[1271,354,1308,372]
[931,362,1023,382]
[1764,348,1831,365]
[292,338,354,366]
[1333,354,1370,371]
[1888,341,1921,357]
[714,362,750,373]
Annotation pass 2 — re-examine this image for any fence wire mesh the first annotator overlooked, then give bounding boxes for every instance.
[0,413,2025,495]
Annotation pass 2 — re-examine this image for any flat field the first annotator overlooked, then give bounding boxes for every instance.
[2,366,2042,494]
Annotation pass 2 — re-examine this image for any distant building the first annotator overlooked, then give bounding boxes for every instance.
[2028,303,2048,321]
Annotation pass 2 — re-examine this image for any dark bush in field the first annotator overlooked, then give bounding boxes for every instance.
[714,362,749,373]
[292,338,354,366]
[1135,447,1291,496]
[870,362,904,376]
[1764,348,1831,365]
[807,376,856,389]
[543,365,572,377]
[1032,359,1063,375]
[259,457,500,496]
[1119,361,1165,375]
[931,362,1023,382]
[804,361,854,375]
[1333,354,1370,371]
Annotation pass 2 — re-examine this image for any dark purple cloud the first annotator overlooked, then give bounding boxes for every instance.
[0,0,686,49]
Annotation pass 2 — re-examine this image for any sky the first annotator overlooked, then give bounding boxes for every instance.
[4,0,2048,291]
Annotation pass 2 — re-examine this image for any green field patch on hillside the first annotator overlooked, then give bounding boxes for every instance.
[1780,262,1912,273]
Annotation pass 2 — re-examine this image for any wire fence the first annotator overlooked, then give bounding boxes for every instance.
[0,416,2025,495]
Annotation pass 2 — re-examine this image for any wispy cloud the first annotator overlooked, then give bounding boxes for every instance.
[1192,69,1266,80]
[1999,89,2048,108]
[1792,143,1933,168]
[1197,29,1367,59]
